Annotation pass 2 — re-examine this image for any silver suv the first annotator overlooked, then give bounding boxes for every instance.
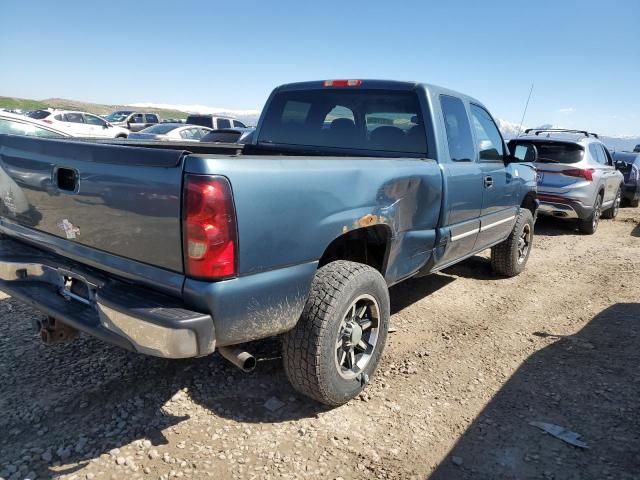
[509,129,624,234]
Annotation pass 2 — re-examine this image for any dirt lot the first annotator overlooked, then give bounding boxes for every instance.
[1,208,639,480]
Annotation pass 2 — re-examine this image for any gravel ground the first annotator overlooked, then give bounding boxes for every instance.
[1,208,639,480]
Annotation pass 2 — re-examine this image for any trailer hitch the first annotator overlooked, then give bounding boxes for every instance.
[34,316,79,345]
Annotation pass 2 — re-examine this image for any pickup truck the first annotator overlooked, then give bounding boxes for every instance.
[0,80,538,406]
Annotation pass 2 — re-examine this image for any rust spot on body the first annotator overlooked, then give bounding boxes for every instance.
[358,214,379,227]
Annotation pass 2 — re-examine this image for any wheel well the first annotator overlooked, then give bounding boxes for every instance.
[521,192,538,216]
[318,225,391,274]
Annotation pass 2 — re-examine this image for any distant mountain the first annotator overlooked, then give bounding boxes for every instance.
[496,119,640,153]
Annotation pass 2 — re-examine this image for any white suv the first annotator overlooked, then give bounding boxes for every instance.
[27,110,129,138]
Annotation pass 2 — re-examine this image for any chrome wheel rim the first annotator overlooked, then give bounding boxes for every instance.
[334,294,380,380]
[517,223,531,264]
[613,191,621,216]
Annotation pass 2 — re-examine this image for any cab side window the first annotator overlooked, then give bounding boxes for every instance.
[470,104,504,162]
[131,114,145,124]
[440,95,475,162]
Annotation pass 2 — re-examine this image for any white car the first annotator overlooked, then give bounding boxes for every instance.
[127,123,212,142]
[27,110,129,138]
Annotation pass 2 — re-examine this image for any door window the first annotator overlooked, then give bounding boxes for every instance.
[145,114,159,124]
[217,118,231,129]
[233,120,246,128]
[470,104,504,162]
[440,95,475,162]
[63,113,84,123]
[131,114,145,124]
[180,128,198,140]
[84,114,106,126]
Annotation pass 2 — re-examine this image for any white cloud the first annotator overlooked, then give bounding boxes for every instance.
[557,107,575,114]
[127,102,261,118]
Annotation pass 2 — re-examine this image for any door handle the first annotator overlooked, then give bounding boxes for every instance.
[484,176,494,188]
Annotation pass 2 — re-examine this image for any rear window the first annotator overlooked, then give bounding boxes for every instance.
[27,110,52,120]
[510,141,584,164]
[258,89,428,154]
[185,116,213,128]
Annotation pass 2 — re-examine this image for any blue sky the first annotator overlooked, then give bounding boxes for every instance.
[1,0,639,135]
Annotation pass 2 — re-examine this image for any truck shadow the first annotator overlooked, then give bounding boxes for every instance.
[0,271,457,478]
[631,222,640,237]
[534,216,584,237]
[428,303,640,479]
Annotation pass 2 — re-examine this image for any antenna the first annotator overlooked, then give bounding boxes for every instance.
[515,83,534,138]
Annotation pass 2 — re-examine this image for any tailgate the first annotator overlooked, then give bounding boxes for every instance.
[0,135,186,273]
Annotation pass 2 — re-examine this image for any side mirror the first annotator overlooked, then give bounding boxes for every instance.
[508,143,538,163]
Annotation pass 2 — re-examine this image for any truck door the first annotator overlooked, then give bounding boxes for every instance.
[470,104,518,250]
[435,95,483,267]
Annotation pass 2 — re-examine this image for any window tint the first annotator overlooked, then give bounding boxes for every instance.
[54,114,63,121]
[0,119,65,138]
[145,114,159,124]
[233,120,246,128]
[470,104,504,161]
[84,114,105,126]
[141,124,178,134]
[131,114,145,124]
[259,90,427,154]
[63,113,84,123]
[217,119,231,129]
[601,145,613,166]
[512,141,584,164]
[185,115,213,128]
[440,95,474,162]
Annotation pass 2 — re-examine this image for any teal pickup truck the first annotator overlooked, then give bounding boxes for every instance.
[0,80,538,405]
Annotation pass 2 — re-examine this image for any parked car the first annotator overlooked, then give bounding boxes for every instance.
[184,114,247,130]
[0,111,70,138]
[104,111,161,132]
[0,79,538,406]
[128,123,212,142]
[200,127,255,144]
[612,151,640,207]
[634,145,640,153]
[27,109,129,138]
[509,129,624,234]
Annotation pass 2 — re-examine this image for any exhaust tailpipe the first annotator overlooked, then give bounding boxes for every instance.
[218,346,256,372]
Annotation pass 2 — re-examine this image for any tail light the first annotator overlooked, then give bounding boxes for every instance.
[323,79,362,87]
[562,168,594,181]
[183,174,237,279]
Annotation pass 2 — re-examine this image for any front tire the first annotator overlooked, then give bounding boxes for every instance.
[602,187,621,219]
[491,209,534,277]
[282,261,390,406]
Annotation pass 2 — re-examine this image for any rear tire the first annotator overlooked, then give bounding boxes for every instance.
[491,209,534,277]
[578,194,602,234]
[282,260,390,406]
[629,198,639,208]
[602,188,621,219]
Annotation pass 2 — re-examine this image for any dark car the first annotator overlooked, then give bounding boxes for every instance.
[634,144,640,153]
[105,111,161,132]
[612,151,640,207]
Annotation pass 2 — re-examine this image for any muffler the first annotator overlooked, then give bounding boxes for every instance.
[217,346,256,372]
[34,316,79,345]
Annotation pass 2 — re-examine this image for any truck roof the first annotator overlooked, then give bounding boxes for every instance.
[275,79,488,110]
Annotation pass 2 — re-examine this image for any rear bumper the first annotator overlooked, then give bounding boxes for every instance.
[0,237,215,358]
[537,194,593,220]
